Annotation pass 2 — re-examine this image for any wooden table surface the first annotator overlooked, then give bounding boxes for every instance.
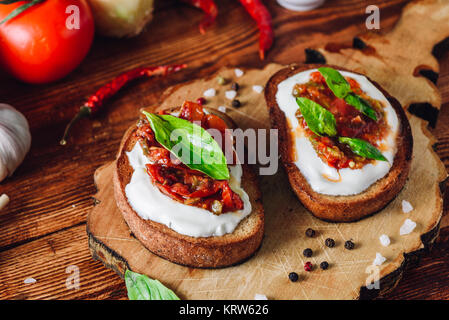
[0,0,448,300]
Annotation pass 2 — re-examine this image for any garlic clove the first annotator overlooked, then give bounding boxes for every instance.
[0,160,7,182]
[0,104,31,182]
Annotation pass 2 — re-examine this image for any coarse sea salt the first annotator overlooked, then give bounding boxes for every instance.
[402,200,413,213]
[379,234,390,247]
[235,68,244,77]
[203,88,216,97]
[225,90,237,100]
[24,277,37,284]
[254,294,268,300]
[252,85,264,93]
[400,218,417,235]
[218,106,227,113]
[373,253,386,266]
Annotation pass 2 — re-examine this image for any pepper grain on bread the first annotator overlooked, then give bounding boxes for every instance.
[264,64,413,222]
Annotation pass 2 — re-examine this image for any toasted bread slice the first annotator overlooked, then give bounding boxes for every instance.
[265,64,413,222]
[114,120,264,268]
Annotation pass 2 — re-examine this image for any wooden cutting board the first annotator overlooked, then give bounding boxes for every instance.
[87,64,447,300]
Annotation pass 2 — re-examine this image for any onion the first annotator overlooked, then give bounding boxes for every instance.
[88,0,154,37]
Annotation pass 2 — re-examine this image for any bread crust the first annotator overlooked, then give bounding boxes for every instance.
[114,124,264,268]
[265,64,413,222]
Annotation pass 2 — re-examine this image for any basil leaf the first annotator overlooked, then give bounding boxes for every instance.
[318,67,378,121]
[318,67,351,99]
[344,93,377,121]
[338,137,387,161]
[125,270,180,300]
[143,111,230,180]
[296,97,337,137]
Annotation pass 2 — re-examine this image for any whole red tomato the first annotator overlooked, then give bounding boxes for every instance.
[0,0,94,84]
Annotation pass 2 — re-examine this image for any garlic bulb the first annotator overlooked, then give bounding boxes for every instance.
[0,104,31,182]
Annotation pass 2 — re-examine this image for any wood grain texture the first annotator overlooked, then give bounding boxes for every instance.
[0,0,448,299]
[0,224,126,300]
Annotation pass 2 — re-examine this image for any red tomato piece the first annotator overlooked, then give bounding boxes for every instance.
[180,101,205,123]
[331,98,353,117]
[310,71,325,84]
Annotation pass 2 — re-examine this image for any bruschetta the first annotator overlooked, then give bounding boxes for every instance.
[265,64,413,222]
[113,101,264,267]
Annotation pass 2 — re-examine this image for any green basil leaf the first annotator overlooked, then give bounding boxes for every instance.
[296,97,337,137]
[318,67,378,121]
[344,93,378,121]
[338,137,387,161]
[318,67,351,99]
[143,111,230,180]
[125,270,180,300]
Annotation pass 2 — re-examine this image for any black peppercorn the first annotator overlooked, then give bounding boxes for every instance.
[303,248,313,257]
[344,240,355,250]
[231,99,241,108]
[325,238,335,248]
[288,272,299,282]
[320,261,329,270]
[305,228,315,237]
[231,82,239,91]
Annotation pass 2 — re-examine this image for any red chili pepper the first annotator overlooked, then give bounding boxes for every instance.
[60,64,187,145]
[238,0,274,60]
[182,0,218,34]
